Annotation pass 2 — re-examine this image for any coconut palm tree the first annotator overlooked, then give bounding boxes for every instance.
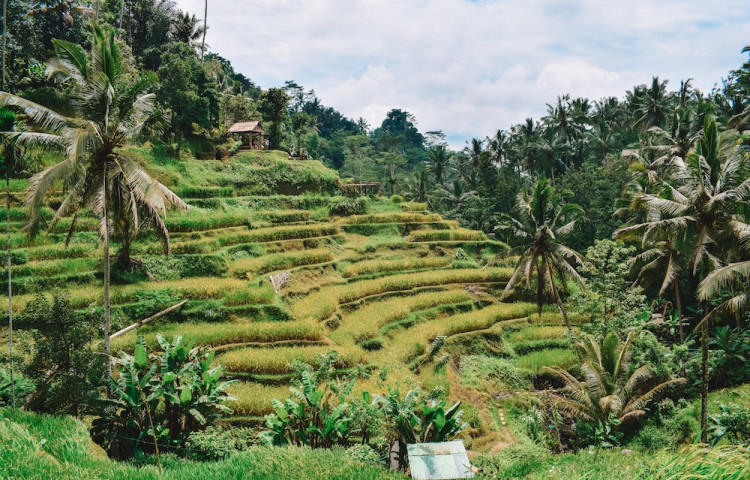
[628,235,687,342]
[495,177,584,333]
[426,144,450,186]
[0,23,188,377]
[615,115,750,443]
[545,331,686,426]
[634,77,674,135]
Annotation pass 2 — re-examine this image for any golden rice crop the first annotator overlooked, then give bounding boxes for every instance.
[292,268,513,322]
[223,224,340,244]
[343,213,442,224]
[110,320,324,352]
[381,302,535,362]
[229,248,333,277]
[343,290,473,341]
[217,345,363,374]
[226,383,291,415]
[342,257,451,278]
[408,228,487,242]
[506,325,570,343]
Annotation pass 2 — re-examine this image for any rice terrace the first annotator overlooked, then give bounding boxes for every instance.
[1,1,750,479]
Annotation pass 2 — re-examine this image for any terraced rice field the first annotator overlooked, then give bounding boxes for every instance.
[2,156,572,427]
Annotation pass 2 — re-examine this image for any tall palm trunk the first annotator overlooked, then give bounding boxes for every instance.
[103,161,111,380]
[700,318,708,443]
[2,0,7,88]
[5,153,13,408]
[674,280,684,343]
[95,0,100,22]
[2,0,12,409]
[547,261,573,334]
[200,0,207,60]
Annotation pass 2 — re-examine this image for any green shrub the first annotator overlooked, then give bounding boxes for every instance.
[183,299,228,323]
[330,196,367,216]
[460,355,532,392]
[345,444,383,466]
[178,186,236,198]
[359,338,384,351]
[0,250,28,265]
[390,195,404,204]
[184,427,237,461]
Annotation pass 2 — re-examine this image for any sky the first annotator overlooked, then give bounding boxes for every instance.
[174,0,750,148]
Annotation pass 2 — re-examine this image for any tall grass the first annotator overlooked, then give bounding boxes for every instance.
[381,302,536,362]
[218,346,363,374]
[292,268,513,322]
[0,408,405,479]
[342,257,451,278]
[230,248,333,277]
[110,320,324,351]
[343,289,473,341]
[408,228,487,242]
[343,213,442,224]
[515,348,578,374]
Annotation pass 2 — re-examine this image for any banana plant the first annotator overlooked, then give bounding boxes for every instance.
[92,335,236,458]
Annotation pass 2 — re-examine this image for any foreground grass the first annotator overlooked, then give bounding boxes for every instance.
[0,408,405,480]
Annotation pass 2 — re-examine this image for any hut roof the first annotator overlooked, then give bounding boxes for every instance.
[228,121,267,135]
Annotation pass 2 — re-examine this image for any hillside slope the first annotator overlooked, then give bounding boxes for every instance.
[1,146,573,445]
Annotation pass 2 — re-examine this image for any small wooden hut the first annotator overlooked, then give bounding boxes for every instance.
[228,121,268,150]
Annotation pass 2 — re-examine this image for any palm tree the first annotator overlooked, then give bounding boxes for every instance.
[628,235,687,342]
[546,332,686,426]
[0,23,188,377]
[436,178,474,212]
[171,12,206,47]
[634,77,674,135]
[405,168,429,203]
[615,116,750,442]
[426,144,450,186]
[698,260,750,328]
[496,178,584,332]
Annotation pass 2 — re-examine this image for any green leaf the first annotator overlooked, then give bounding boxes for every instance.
[180,386,192,405]
[134,336,148,368]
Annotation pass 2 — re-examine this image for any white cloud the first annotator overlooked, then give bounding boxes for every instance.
[174,0,750,146]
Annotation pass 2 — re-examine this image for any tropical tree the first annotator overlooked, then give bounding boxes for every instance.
[615,116,750,442]
[0,23,188,377]
[545,332,686,426]
[496,178,585,332]
[634,76,674,135]
[426,144,450,185]
[628,234,688,342]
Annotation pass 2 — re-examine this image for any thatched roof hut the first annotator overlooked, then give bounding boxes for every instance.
[228,121,267,135]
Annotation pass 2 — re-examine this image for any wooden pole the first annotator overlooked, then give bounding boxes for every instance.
[109,300,187,340]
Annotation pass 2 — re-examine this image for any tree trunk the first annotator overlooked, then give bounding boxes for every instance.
[2,0,7,90]
[200,0,207,60]
[6,160,14,408]
[700,318,708,443]
[674,280,684,343]
[547,264,573,334]
[103,162,112,380]
[536,264,543,318]
[95,0,100,22]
